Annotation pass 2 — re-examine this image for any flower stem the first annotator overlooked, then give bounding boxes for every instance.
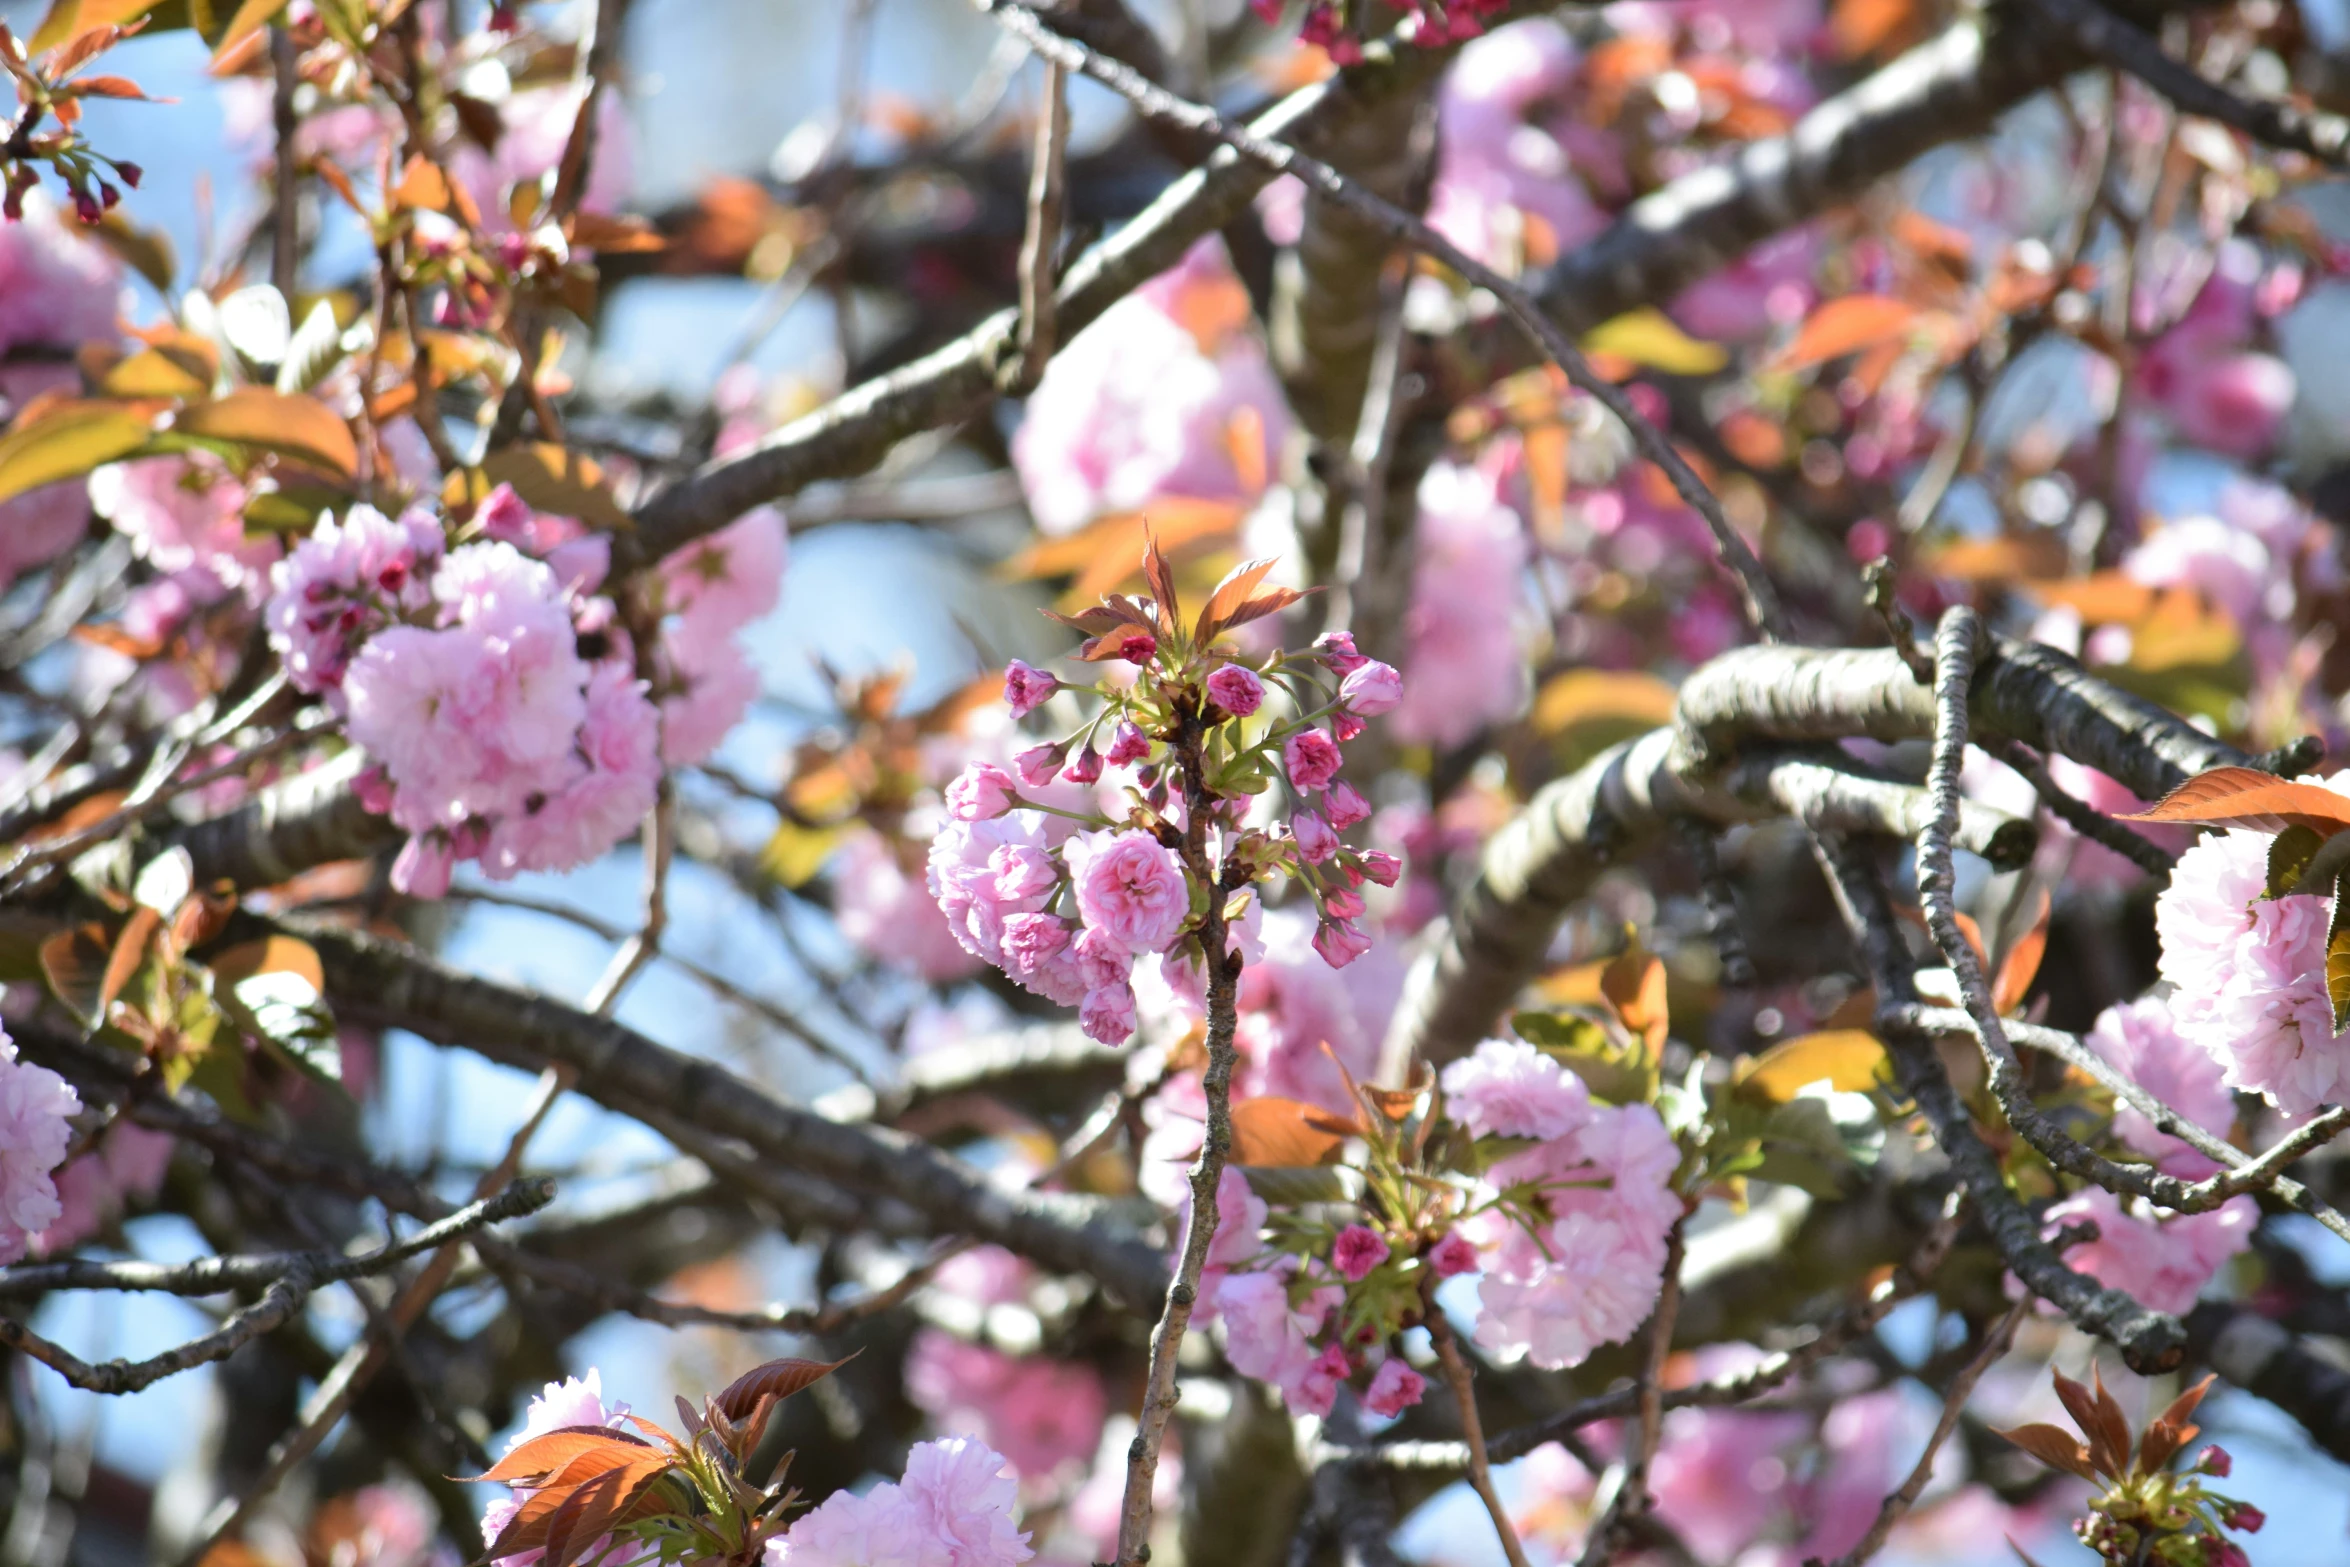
[1430,1309,1533,1567]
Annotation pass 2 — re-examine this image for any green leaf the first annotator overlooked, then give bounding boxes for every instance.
[2330,886,2350,1037]
[1236,1165,1362,1206]
[1511,1009,1658,1106]
[275,299,348,395]
[2268,825,2325,899]
[0,400,158,505]
[1581,307,1730,375]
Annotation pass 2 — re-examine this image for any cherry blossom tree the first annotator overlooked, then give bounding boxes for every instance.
[4,1,2350,1565]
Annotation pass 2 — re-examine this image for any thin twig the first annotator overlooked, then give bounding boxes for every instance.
[1007,59,1070,391]
[2027,0,2350,169]
[1813,1298,2030,1567]
[1114,699,1243,1565]
[1575,1222,1686,1567]
[1431,1310,1533,1567]
[269,26,300,300]
[980,0,1785,642]
[583,781,674,1016]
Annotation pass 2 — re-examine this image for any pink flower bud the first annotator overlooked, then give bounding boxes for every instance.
[1206,663,1265,717]
[1292,811,1338,864]
[1283,729,1342,791]
[1428,1229,1479,1278]
[945,761,1018,821]
[1313,917,1372,970]
[1118,633,1159,664]
[1004,659,1060,718]
[354,766,397,814]
[1063,745,1103,784]
[1363,1359,1427,1418]
[1104,720,1151,767]
[1323,886,1365,921]
[2196,1446,2231,1478]
[2226,1503,2263,1534]
[1333,1224,1390,1281]
[1324,780,1371,829]
[477,482,536,544]
[2210,1545,2250,1567]
[72,189,101,224]
[1332,710,1366,742]
[1357,850,1402,887]
[1339,659,1402,716]
[1079,981,1138,1045]
[1014,742,1065,789]
[115,162,142,189]
[1315,629,1369,674]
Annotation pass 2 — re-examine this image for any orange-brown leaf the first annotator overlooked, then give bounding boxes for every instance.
[2052,1369,2130,1480]
[1991,888,2049,1016]
[1230,1095,1353,1167]
[173,388,358,479]
[467,1427,651,1486]
[39,922,113,1025]
[1778,295,1919,369]
[67,73,150,99]
[2120,766,2350,836]
[1141,529,1180,643]
[1600,946,1668,1055]
[1195,556,1277,644]
[1994,1422,2097,1481]
[712,1354,854,1422]
[485,1452,672,1564]
[99,905,160,1020]
[1214,585,1310,638]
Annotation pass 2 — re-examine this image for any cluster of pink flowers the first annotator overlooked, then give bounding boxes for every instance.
[1441,1038,1682,1369]
[0,1023,81,1265]
[768,1437,1032,1567]
[2128,238,2299,463]
[1426,21,1609,269]
[930,631,1400,1046]
[2038,1185,2257,1317]
[2085,998,2234,1179]
[1010,238,1290,537]
[263,490,783,895]
[2153,783,2350,1113]
[1197,1166,1435,1418]
[1389,457,1531,749]
[0,201,120,593]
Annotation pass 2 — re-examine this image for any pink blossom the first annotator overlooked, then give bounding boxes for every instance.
[658,616,758,767]
[1202,1165,1268,1276]
[990,845,1059,904]
[1103,721,1151,767]
[1440,1037,1592,1141]
[1362,1358,1427,1418]
[265,505,445,696]
[92,454,261,583]
[1390,460,1529,748]
[1004,660,1059,717]
[0,1028,81,1264]
[1322,887,1365,922]
[1283,729,1342,791]
[481,664,662,878]
[1315,631,1369,675]
[1292,811,1337,864]
[1062,745,1103,784]
[1431,22,1608,269]
[1338,660,1402,716]
[1206,664,1265,716]
[902,1438,1037,1567]
[1333,1224,1390,1281]
[1079,981,1139,1045]
[1011,238,1292,536]
[0,192,118,362]
[1471,1208,1666,1371]
[1067,829,1191,955]
[1429,1230,1479,1278]
[947,762,1020,821]
[832,830,982,982]
[1215,1268,1338,1414]
[1311,917,1372,969]
[1323,782,1372,830]
[1357,850,1402,887]
[930,815,1059,976]
[1000,913,1074,985]
[1668,227,1821,342]
[2037,1186,2256,1316]
[1649,1402,1810,1562]
[2086,998,2233,1178]
[1013,743,1064,788]
[36,1123,173,1255]
[450,83,632,235]
[393,833,461,898]
[905,1331,1108,1484]
[660,507,787,635]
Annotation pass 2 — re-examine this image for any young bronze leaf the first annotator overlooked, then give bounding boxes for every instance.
[1195,556,1277,643]
[1041,605,1135,638]
[174,389,359,479]
[713,1354,855,1422]
[1230,1095,1351,1167]
[1140,529,1180,642]
[2049,1372,2124,1478]
[466,1427,650,1485]
[1993,1423,2097,1481]
[99,905,160,1021]
[1991,888,2050,1017]
[2120,766,2350,836]
[2139,1373,2215,1472]
[38,922,114,1027]
[2086,1366,2135,1481]
[1600,945,1668,1056]
[541,1457,670,1567]
[1215,585,1310,637]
